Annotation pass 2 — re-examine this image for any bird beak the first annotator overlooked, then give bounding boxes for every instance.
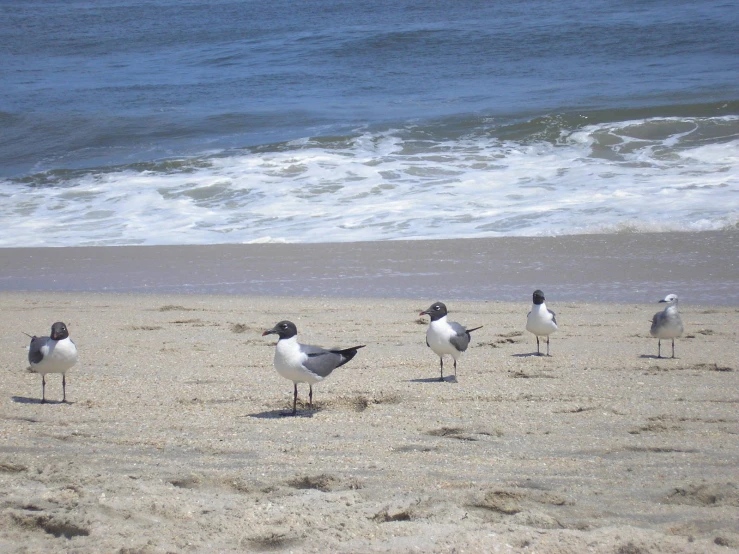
[658,299,667,303]
[262,328,275,336]
[419,310,428,316]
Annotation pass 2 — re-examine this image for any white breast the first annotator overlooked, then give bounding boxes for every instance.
[526,303,557,337]
[652,307,683,339]
[32,338,78,374]
[273,336,322,384]
[426,318,461,359]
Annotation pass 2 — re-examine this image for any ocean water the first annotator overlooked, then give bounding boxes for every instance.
[1,0,738,247]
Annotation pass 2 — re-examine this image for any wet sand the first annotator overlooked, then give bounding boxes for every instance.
[1,231,738,304]
[1,290,737,553]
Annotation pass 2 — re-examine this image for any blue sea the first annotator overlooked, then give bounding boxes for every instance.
[1,0,738,247]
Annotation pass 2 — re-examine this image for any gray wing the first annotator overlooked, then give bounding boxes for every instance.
[300,344,345,378]
[549,309,557,326]
[448,322,471,353]
[650,310,664,334]
[28,336,46,364]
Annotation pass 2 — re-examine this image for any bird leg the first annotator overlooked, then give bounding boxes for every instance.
[309,385,313,410]
[41,375,46,404]
[657,339,662,358]
[671,339,676,359]
[536,336,541,355]
[292,383,298,415]
[453,359,457,377]
[62,374,67,403]
[439,357,444,382]
[546,336,550,357]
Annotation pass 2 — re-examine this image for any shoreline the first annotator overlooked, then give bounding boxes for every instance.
[1,230,738,305]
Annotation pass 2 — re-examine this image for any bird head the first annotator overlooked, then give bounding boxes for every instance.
[50,322,69,341]
[420,302,448,321]
[262,320,298,340]
[532,290,545,305]
[658,294,678,305]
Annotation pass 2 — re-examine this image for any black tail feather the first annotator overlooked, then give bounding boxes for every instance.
[332,345,366,364]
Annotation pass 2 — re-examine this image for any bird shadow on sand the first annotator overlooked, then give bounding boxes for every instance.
[409,376,458,384]
[512,352,546,358]
[639,354,678,360]
[11,396,71,405]
[248,409,317,419]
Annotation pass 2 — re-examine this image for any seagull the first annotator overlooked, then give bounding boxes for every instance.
[25,322,78,403]
[419,302,482,382]
[262,320,365,415]
[526,290,558,356]
[650,293,683,358]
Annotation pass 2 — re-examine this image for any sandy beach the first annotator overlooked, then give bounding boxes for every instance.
[2,231,738,304]
[1,288,737,553]
[4,0,738,549]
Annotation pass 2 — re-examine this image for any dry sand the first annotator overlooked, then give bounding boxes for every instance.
[0,291,737,553]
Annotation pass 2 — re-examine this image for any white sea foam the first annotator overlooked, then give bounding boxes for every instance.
[1,116,737,247]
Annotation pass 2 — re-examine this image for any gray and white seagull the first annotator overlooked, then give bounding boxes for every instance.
[526,289,558,356]
[262,320,365,415]
[650,293,683,358]
[25,321,78,403]
[419,302,482,382]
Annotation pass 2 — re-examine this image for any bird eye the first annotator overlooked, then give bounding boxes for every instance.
[281,324,288,328]
[434,306,440,310]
